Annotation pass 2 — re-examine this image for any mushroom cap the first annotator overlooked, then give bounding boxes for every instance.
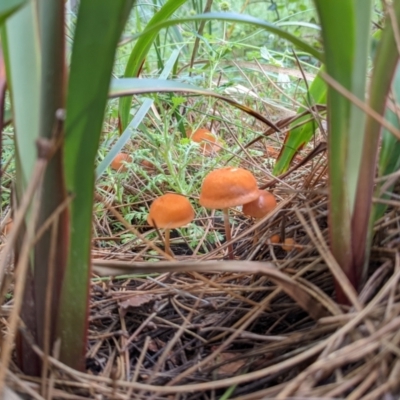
[267,234,280,244]
[242,190,277,219]
[282,238,295,252]
[111,153,132,171]
[199,167,259,209]
[187,128,221,155]
[147,193,194,229]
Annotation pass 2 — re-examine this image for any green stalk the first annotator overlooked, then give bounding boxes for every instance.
[314,0,373,302]
[352,2,400,283]
[34,0,69,365]
[118,0,188,130]
[1,0,42,375]
[60,0,135,369]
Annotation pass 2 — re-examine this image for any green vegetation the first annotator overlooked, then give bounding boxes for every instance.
[1,0,400,397]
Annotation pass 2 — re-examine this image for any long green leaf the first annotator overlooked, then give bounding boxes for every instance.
[314,0,372,299]
[119,10,324,130]
[0,46,5,184]
[372,64,400,223]
[118,0,188,130]
[0,0,27,25]
[352,2,400,280]
[129,12,324,62]
[111,77,280,131]
[1,1,41,375]
[61,0,134,370]
[33,0,69,374]
[1,3,40,195]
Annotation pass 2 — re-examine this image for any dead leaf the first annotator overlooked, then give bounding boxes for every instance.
[119,294,160,309]
[213,351,247,375]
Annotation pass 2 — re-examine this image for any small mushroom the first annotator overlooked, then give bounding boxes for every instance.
[187,128,221,155]
[267,234,280,245]
[199,167,259,259]
[111,153,132,172]
[147,193,194,257]
[282,238,295,252]
[282,237,303,252]
[242,190,277,244]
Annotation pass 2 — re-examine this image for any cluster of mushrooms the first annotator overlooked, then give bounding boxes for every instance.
[147,166,280,259]
[109,129,298,258]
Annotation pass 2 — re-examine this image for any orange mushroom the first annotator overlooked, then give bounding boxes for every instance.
[147,193,194,256]
[267,234,280,245]
[282,238,295,252]
[242,190,277,244]
[187,128,221,155]
[140,159,156,170]
[199,167,259,259]
[282,237,303,252]
[242,190,277,219]
[111,153,132,172]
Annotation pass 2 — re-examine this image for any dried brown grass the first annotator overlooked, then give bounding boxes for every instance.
[1,92,400,399]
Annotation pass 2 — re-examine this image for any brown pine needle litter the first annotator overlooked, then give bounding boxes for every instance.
[2,112,400,399]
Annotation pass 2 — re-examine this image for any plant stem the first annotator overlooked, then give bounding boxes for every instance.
[223,208,234,260]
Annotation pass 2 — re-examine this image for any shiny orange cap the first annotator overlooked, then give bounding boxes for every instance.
[111,153,132,171]
[199,167,259,209]
[147,193,194,229]
[188,128,221,155]
[242,190,277,219]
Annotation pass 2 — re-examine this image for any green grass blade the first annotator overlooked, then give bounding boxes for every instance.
[119,10,323,130]
[1,2,41,374]
[372,63,400,223]
[346,0,373,212]
[352,2,400,277]
[314,0,372,296]
[33,0,69,371]
[1,4,40,195]
[96,48,180,178]
[60,0,134,370]
[273,68,326,175]
[0,46,5,198]
[0,0,27,25]
[129,12,324,61]
[111,78,280,131]
[118,0,188,130]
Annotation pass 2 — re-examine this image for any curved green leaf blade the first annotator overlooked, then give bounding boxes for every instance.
[372,63,400,223]
[119,11,324,131]
[314,0,373,300]
[274,68,327,175]
[61,0,134,370]
[111,77,280,131]
[118,0,188,130]
[129,12,323,62]
[1,1,41,375]
[0,0,27,25]
[352,1,400,277]
[1,3,40,194]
